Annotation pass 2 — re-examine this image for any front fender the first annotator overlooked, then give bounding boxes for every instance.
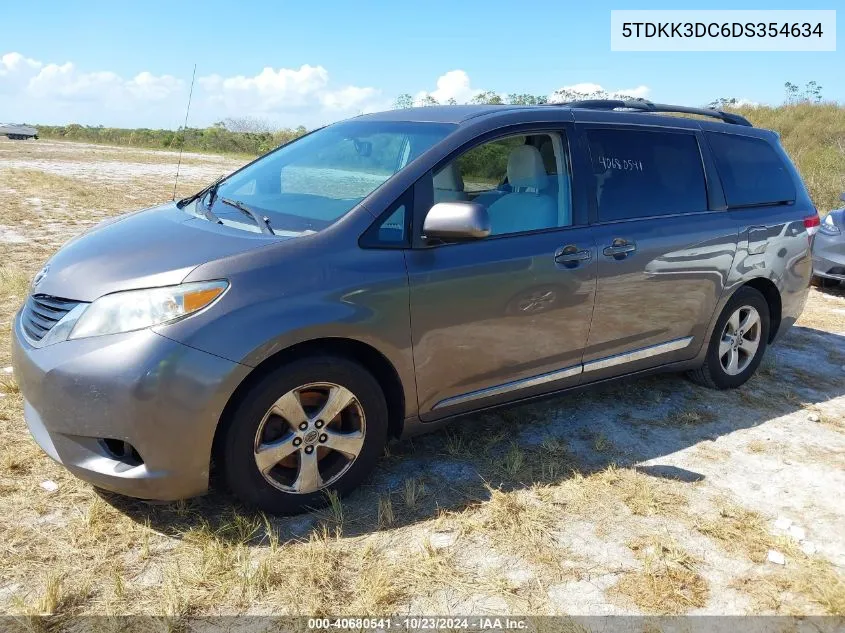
[154,243,416,417]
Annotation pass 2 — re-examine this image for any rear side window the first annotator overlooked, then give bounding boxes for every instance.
[706,132,796,208]
[586,128,708,222]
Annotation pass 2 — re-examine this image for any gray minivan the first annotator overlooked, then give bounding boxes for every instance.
[11,101,815,514]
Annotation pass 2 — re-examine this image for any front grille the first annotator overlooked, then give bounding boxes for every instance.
[21,294,81,342]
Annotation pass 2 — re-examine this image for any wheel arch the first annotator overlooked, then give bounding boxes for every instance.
[212,336,406,472]
[741,277,782,343]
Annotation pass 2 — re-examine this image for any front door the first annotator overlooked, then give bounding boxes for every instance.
[405,127,597,418]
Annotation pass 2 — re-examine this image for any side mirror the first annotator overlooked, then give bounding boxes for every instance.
[423,202,490,241]
[840,192,845,203]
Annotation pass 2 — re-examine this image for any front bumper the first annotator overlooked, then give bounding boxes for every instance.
[11,312,250,500]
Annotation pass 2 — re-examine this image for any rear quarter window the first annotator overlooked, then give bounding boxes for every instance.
[586,128,708,222]
[706,132,796,208]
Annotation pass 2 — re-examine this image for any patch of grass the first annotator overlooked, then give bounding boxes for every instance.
[667,408,717,426]
[614,535,709,614]
[576,465,689,518]
[697,503,845,614]
[501,442,526,476]
[454,486,575,580]
[747,440,767,453]
[377,494,395,529]
[321,489,344,534]
[444,428,467,456]
[592,432,614,453]
[401,478,424,510]
[695,504,773,563]
[0,265,30,299]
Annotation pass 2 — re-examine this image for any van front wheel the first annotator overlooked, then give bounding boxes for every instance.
[688,286,770,390]
[221,356,388,514]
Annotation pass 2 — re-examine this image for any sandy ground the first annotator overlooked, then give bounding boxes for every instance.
[0,138,843,619]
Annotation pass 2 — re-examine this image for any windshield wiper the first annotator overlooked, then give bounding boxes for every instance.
[176,174,226,212]
[176,175,228,224]
[219,197,276,236]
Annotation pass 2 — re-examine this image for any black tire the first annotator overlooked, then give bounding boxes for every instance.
[221,355,388,515]
[688,286,770,390]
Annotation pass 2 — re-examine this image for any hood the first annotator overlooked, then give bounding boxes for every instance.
[34,202,284,302]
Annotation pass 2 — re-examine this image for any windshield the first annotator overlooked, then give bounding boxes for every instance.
[204,120,455,234]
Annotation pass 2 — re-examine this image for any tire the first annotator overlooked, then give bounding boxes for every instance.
[688,286,770,390]
[221,355,388,515]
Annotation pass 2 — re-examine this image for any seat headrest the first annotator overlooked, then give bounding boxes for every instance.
[434,162,464,192]
[539,140,556,174]
[507,145,547,190]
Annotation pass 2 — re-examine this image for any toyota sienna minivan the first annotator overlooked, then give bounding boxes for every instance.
[11,100,815,514]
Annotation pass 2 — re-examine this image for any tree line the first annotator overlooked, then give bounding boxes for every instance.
[35,119,307,157]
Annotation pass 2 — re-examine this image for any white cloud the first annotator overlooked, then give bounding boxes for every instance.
[198,64,385,117]
[0,52,384,128]
[320,85,384,112]
[414,70,482,105]
[549,83,651,103]
[0,52,42,76]
[0,54,659,129]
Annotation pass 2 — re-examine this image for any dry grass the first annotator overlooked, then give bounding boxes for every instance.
[666,408,717,427]
[696,504,845,614]
[548,465,690,519]
[695,504,774,563]
[747,440,767,453]
[614,535,709,614]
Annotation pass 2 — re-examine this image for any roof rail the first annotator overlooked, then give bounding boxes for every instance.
[559,99,753,127]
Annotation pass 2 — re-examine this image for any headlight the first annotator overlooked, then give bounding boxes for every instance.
[69,280,228,339]
[819,214,841,236]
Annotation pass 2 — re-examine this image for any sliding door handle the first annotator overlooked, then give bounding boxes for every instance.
[603,239,637,259]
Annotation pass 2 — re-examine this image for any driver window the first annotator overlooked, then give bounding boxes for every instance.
[433,132,572,236]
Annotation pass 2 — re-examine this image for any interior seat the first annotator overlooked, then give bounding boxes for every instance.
[486,145,557,235]
[433,163,468,203]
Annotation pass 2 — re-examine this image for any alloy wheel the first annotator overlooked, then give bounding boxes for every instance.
[253,382,366,494]
[719,305,761,376]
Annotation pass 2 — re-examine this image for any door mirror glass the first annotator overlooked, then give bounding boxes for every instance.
[423,202,490,241]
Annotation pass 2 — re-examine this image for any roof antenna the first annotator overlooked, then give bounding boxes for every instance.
[172,63,197,200]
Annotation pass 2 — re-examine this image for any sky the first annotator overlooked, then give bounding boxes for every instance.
[0,0,841,130]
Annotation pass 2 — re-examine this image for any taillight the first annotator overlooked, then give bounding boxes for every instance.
[804,213,820,237]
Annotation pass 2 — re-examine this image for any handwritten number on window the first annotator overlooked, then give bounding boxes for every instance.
[597,156,644,172]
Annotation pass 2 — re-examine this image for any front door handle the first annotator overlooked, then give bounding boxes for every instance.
[603,238,637,259]
[555,245,592,268]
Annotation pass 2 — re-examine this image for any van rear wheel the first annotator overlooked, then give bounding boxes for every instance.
[221,356,388,515]
[688,286,770,390]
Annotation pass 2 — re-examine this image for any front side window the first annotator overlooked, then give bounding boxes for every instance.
[587,128,708,222]
[205,120,454,234]
[706,132,796,208]
[432,132,573,236]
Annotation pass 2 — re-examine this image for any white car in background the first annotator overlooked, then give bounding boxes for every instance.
[812,192,845,288]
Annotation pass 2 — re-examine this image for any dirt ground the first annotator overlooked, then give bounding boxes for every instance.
[1,138,843,620]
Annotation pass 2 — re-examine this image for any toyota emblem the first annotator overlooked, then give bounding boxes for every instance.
[32,264,50,288]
